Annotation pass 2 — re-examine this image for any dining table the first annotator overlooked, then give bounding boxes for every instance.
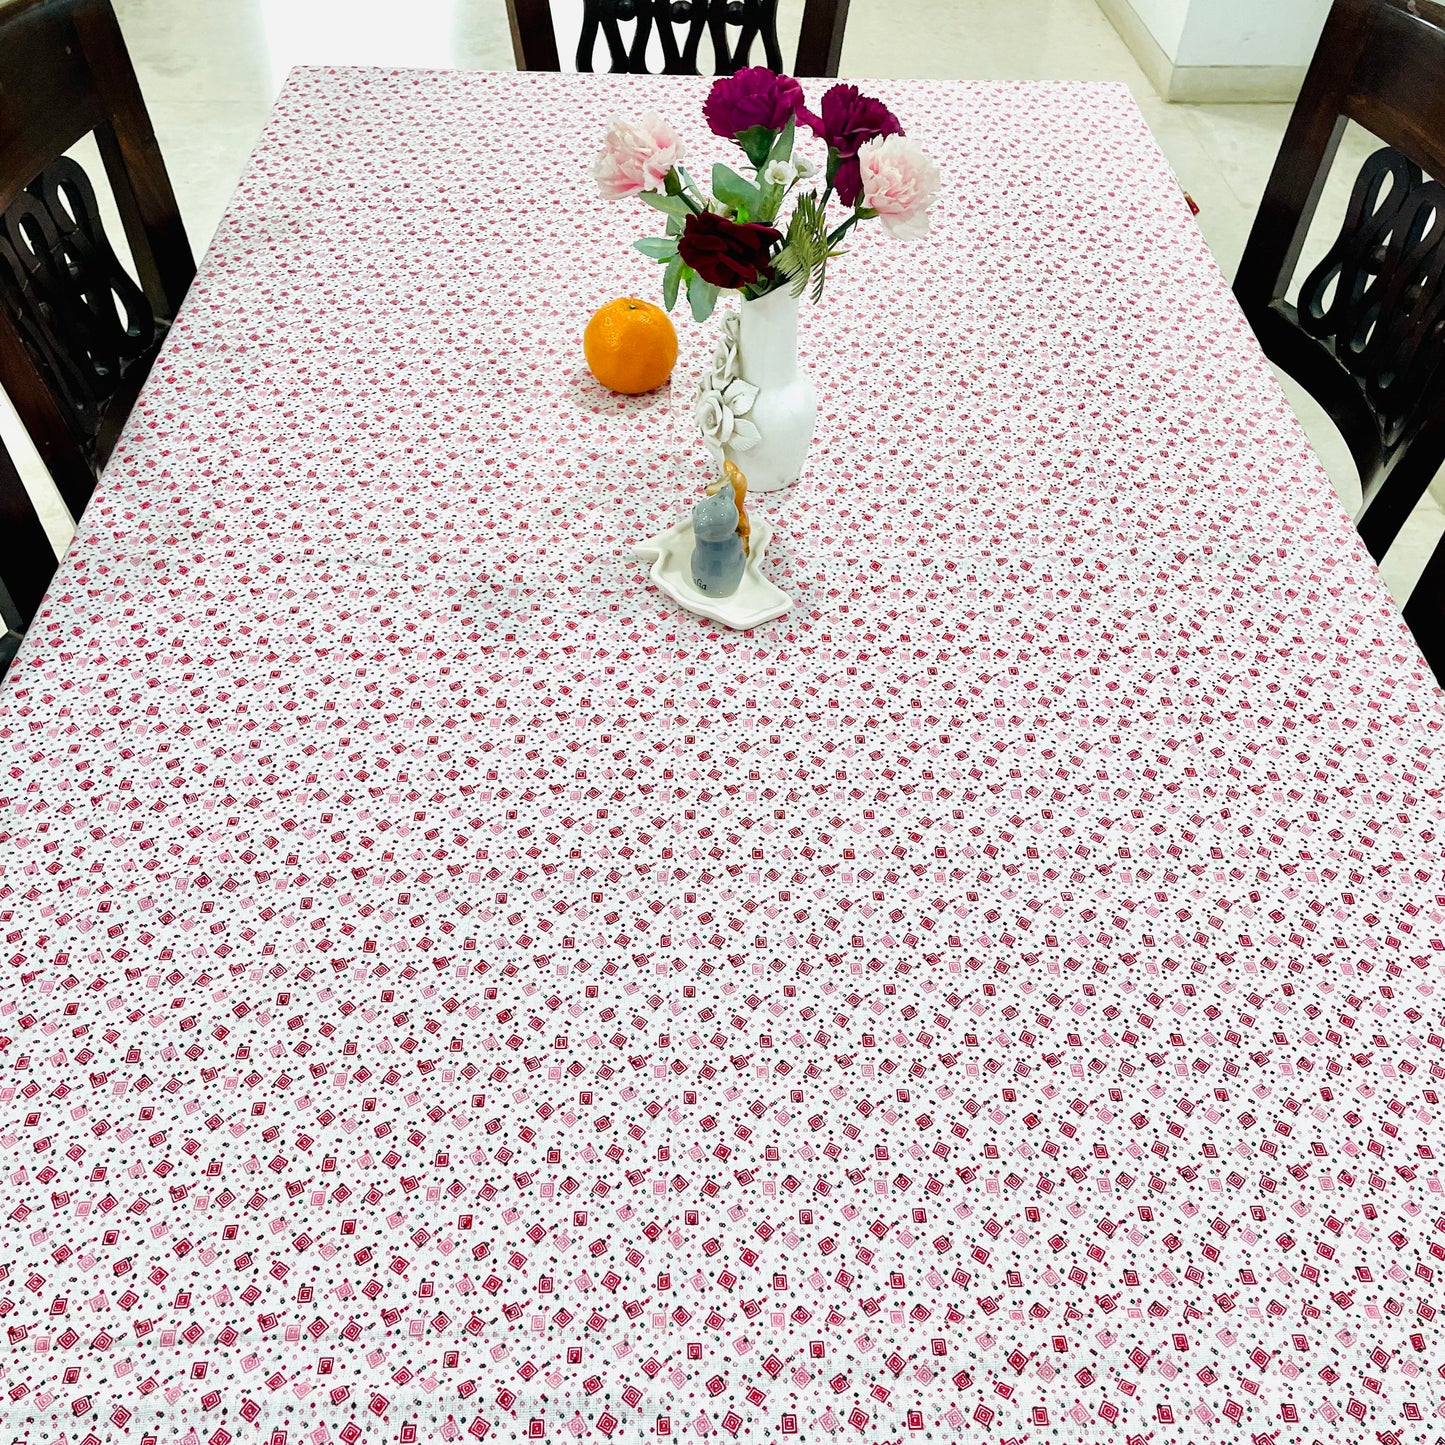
[2,64,1444,1444]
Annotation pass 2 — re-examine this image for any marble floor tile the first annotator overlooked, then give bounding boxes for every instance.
[11,0,1441,646]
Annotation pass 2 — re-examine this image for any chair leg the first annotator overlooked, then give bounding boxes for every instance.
[1357,439,1445,561]
[0,620,24,679]
[505,0,561,69]
[0,322,97,519]
[0,442,59,626]
[795,0,849,76]
[1403,529,1445,689]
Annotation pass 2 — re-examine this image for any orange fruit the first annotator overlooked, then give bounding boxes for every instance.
[583,297,678,395]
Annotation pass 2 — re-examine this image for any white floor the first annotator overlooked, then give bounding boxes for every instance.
[9,0,1443,605]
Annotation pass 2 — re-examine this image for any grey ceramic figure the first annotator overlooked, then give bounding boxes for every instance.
[690,463,750,597]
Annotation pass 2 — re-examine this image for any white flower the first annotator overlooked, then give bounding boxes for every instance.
[763,156,818,187]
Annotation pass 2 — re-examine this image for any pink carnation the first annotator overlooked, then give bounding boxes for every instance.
[857,134,940,240]
[593,112,685,201]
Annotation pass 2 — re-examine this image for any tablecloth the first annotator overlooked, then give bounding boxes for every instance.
[2,68,1444,1443]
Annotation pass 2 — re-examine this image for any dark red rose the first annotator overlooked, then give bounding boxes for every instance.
[704,66,818,140]
[810,83,903,205]
[678,211,781,290]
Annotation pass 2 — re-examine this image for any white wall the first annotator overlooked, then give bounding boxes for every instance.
[1125,0,1191,60]
[1114,0,1330,67]
[1175,0,1331,67]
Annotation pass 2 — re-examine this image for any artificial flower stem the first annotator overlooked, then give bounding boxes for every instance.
[676,166,710,212]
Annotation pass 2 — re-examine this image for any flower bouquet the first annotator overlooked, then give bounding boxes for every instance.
[594,68,939,490]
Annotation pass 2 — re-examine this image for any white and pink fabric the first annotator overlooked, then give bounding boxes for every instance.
[1,69,1443,1444]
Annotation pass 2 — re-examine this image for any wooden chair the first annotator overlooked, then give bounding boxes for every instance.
[506,0,850,77]
[0,0,193,522]
[1233,0,1445,681]
[0,438,60,678]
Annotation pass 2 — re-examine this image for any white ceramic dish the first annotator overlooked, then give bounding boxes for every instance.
[633,514,792,631]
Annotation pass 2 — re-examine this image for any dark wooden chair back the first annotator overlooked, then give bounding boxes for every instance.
[1234,0,1445,684]
[506,0,850,77]
[0,438,60,679]
[0,0,193,520]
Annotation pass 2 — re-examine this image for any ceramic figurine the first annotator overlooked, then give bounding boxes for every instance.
[690,461,750,597]
[634,455,790,628]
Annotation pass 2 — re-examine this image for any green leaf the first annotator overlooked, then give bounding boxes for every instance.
[665,214,683,237]
[771,191,836,302]
[811,250,829,304]
[662,254,684,312]
[687,273,719,322]
[633,236,679,260]
[639,191,691,217]
[735,125,776,169]
[774,243,808,298]
[767,116,797,165]
[712,163,763,216]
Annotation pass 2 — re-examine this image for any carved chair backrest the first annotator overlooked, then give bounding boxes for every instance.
[506,0,850,78]
[1233,0,1445,566]
[0,0,194,518]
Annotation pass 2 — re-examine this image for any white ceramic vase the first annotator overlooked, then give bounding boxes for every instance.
[700,286,817,494]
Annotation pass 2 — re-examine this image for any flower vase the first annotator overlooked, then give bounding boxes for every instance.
[696,286,817,493]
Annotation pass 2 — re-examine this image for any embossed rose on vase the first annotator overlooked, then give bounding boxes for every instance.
[706,313,741,389]
[695,376,761,463]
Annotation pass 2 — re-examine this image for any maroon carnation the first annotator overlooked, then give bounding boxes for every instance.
[810,83,903,205]
[678,211,781,290]
[704,66,817,140]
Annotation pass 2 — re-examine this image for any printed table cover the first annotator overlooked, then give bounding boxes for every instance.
[2,68,1444,1445]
